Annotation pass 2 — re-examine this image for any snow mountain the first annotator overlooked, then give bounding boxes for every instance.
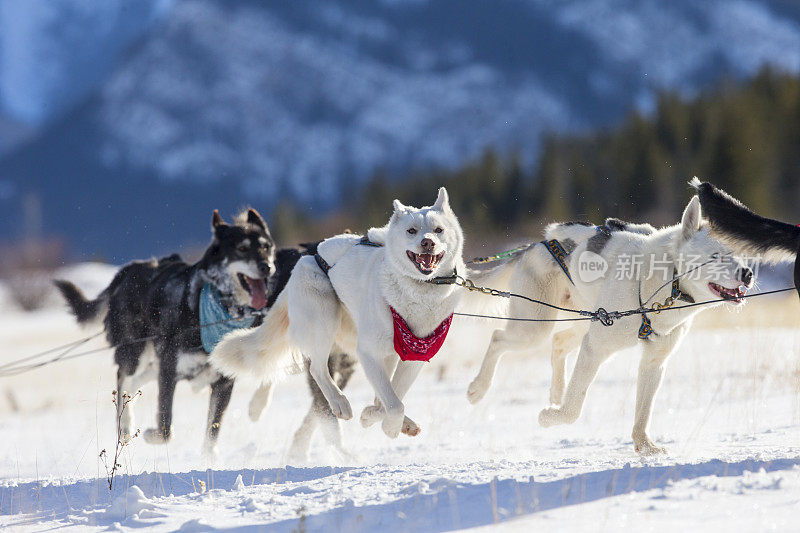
[1,0,799,259]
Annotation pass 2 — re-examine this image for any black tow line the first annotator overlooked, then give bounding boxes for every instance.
[428,272,795,325]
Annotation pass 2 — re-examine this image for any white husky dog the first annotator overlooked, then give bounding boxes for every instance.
[467,192,755,454]
[211,188,465,438]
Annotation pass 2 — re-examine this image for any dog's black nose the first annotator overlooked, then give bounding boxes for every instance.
[420,238,435,252]
[738,266,753,285]
[258,262,272,277]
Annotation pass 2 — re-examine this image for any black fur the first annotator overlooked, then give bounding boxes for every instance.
[54,280,110,323]
[693,179,800,299]
[55,209,276,448]
[586,230,612,254]
[694,180,800,258]
[563,221,595,228]
[604,218,628,232]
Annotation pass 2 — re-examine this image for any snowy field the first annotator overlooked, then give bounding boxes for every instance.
[1,266,800,531]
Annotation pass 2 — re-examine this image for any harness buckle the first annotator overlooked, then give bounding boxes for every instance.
[595,307,614,326]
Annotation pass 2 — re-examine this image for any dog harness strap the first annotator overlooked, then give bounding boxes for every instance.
[637,279,655,340]
[390,307,453,362]
[199,283,256,353]
[315,234,381,278]
[672,277,695,303]
[542,239,574,284]
[358,236,383,247]
[314,253,332,276]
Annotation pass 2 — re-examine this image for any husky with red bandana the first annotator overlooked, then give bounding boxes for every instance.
[211,188,465,439]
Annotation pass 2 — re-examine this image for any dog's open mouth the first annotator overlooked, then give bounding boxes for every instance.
[708,282,747,305]
[237,273,268,309]
[406,250,445,275]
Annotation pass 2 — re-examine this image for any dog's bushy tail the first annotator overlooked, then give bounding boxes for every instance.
[53,280,108,324]
[692,178,800,263]
[544,222,599,245]
[210,291,301,381]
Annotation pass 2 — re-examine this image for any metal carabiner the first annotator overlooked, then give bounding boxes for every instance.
[595,307,614,326]
[653,296,675,314]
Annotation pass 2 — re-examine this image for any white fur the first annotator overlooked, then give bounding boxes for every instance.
[211,187,466,438]
[467,196,755,455]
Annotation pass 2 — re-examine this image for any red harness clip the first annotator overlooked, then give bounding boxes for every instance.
[390,307,453,362]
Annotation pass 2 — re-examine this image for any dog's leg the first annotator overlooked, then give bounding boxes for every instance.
[390,360,425,436]
[289,365,325,462]
[248,381,274,422]
[539,330,612,427]
[288,400,320,463]
[360,359,424,436]
[309,356,352,421]
[290,261,351,420]
[202,375,234,459]
[549,327,583,406]
[143,345,177,444]
[632,334,682,455]
[359,350,404,438]
[317,353,358,457]
[360,355,398,427]
[468,269,561,404]
[467,325,549,404]
[290,352,357,462]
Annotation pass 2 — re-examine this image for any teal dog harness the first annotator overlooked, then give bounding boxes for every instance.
[199,283,256,353]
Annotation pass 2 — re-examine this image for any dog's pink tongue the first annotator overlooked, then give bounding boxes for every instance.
[246,277,268,309]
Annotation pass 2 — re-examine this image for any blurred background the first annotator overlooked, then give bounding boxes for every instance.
[1,0,800,311]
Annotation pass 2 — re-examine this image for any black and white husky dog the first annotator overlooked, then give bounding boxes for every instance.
[55,209,275,456]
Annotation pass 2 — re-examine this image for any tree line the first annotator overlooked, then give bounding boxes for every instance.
[270,68,800,253]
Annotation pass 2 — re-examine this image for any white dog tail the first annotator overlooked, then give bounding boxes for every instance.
[210,292,301,381]
[544,222,601,244]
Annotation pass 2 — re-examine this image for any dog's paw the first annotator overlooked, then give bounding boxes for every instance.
[401,417,421,437]
[143,428,171,445]
[538,407,564,427]
[381,409,404,439]
[634,438,667,456]
[202,442,219,464]
[466,378,490,404]
[286,445,310,465]
[360,405,381,427]
[329,395,353,421]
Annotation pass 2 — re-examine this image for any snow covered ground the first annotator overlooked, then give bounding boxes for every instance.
[1,269,799,531]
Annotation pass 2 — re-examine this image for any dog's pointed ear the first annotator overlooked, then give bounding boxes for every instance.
[393,199,408,213]
[246,208,268,231]
[432,187,450,212]
[212,209,226,230]
[681,195,702,240]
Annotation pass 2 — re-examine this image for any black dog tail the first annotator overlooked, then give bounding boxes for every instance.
[53,280,109,324]
[692,178,800,263]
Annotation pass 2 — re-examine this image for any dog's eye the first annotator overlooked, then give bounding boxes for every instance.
[237,244,248,252]
[434,227,443,234]
[407,228,417,235]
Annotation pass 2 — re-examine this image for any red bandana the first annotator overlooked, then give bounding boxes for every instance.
[390,307,453,362]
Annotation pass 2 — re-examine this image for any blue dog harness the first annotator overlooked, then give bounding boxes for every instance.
[199,283,256,353]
